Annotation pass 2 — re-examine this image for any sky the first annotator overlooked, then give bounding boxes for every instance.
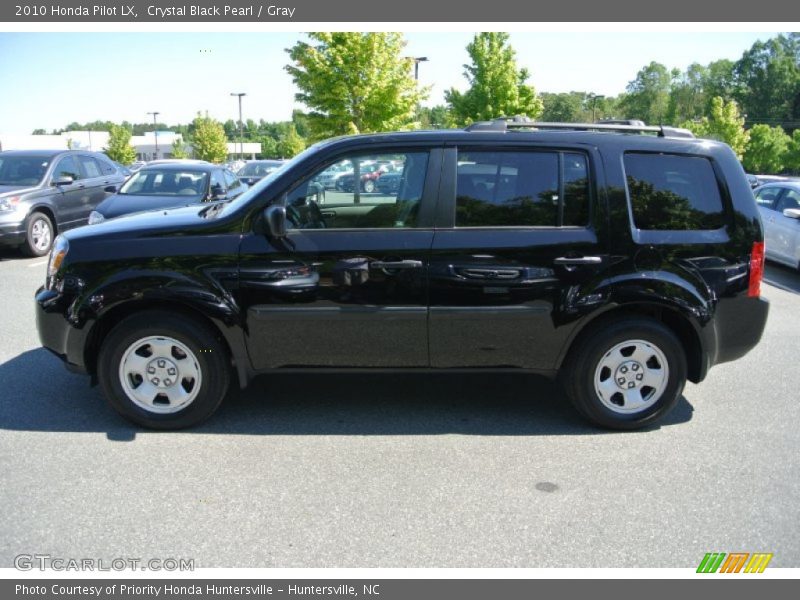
[0,31,782,134]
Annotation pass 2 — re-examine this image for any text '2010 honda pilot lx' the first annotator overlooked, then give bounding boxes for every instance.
[36,119,769,430]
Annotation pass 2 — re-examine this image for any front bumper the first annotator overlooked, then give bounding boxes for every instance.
[35,286,89,374]
[0,220,26,246]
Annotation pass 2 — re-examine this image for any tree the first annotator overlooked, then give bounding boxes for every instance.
[541,92,584,122]
[103,125,137,165]
[171,137,189,159]
[286,32,426,140]
[743,124,791,174]
[416,105,452,129]
[618,61,676,124]
[683,97,749,160]
[445,32,543,125]
[667,63,708,124]
[276,124,306,158]
[734,34,800,125]
[31,128,46,135]
[785,129,800,173]
[191,113,228,163]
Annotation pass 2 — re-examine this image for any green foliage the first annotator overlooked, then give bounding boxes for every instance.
[540,92,619,123]
[416,105,452,129]
[618,61,676,124]
[276,124,306,158]
[103,125,137,165]
[171,137,189,159]
[683,97,750,160]
[743,124,791,174]
[445,33,543,125]
[734,34,800,124]
[31,128,46,135]
[286,32,426,140]
[666,63,708,124]
[191,113,228,163]
[785,130,800,173]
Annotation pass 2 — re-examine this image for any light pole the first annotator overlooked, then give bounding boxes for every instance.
[147,111,160,160]
[588,94,605,123]
[230,92,246,160]
[412,56,428,81]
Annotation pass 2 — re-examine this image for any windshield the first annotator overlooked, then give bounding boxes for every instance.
[0,155,50,186]
[238,161,283,176]
[119,169,209,197]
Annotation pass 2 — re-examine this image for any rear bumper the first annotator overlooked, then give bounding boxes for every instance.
[712,296,770,366]
[35,286,89,374]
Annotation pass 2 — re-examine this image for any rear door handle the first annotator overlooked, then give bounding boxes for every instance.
[554,256,602,265]
[371,260,423,269]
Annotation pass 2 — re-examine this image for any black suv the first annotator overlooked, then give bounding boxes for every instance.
[35,119,769,430]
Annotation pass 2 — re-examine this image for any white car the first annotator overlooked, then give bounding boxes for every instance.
[755,181,800,270]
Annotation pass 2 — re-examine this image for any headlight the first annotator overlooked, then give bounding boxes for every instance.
[88,210,104,225]
[47,235,69,280]
[0,196,20,211]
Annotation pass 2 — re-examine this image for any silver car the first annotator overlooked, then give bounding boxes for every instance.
[755,181,800,270]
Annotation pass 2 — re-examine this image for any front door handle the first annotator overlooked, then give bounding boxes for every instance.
[554,256,603,265]
[370,259,423,269]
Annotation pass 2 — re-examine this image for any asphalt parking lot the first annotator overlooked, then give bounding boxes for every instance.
[0,248,798,568]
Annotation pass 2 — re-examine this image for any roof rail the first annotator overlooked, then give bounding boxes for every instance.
[465,116,695,139]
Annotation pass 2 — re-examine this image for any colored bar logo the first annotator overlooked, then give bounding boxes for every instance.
[697,553,773,573]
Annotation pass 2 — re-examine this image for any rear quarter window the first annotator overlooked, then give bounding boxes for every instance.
[624,153,726,230]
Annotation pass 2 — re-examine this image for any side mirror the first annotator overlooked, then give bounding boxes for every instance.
[208,183,226,200]
[783,208,800,220]
[52,175,74,186]
[104,185,117,193]
[264,204,287,238]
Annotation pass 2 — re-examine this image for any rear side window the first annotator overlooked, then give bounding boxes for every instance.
[78,156,102,179]
[624,153,725,230]
[456,150,590,227]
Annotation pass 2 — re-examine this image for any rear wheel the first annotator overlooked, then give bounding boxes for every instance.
[562,317,687,430]
[98,311,230,429]
[363,179,376,193]
[22,212,53,257]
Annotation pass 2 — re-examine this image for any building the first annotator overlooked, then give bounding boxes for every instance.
[0,131,261,161]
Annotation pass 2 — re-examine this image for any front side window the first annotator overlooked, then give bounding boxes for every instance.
[53,156,81,181]
[286,152,429,229]
[625,153,726,230]
[776,189,800,213]
[455,150,590,227]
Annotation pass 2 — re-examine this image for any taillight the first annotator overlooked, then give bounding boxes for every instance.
[748,241,765,298]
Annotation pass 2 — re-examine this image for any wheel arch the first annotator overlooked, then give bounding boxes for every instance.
[557,302,709,384]
[83,299,247,388]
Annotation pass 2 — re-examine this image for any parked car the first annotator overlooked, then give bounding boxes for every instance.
[112,161,133,178]
[336,162,392,193]
[128,161,147,172]
[36,119,768,430]
[754,181,800,270]
[375,171,402,195]
[237,160,285,186]
[88,163,247,224]
[315,161,352,190]
[0,149,126,256]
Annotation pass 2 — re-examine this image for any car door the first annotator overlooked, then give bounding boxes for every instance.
[223,169,245,199]
[76,154,111,220]
[49,155,87,229]
[772,189,800,266]
[237,147,442,369]
[754,185,785,261]
[428,145,606,370]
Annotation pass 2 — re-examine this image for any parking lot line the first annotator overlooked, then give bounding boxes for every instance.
[27,260,48,268]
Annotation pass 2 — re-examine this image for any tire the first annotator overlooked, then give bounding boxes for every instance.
[363,179,376,193]
[22,212,54,257]
[98,311,230,429]
[561,317,687,430]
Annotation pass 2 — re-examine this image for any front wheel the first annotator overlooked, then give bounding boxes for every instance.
[362,179,376,193]
[22,212,54,257]
[562,317,687,430]
[98,311,230,429]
